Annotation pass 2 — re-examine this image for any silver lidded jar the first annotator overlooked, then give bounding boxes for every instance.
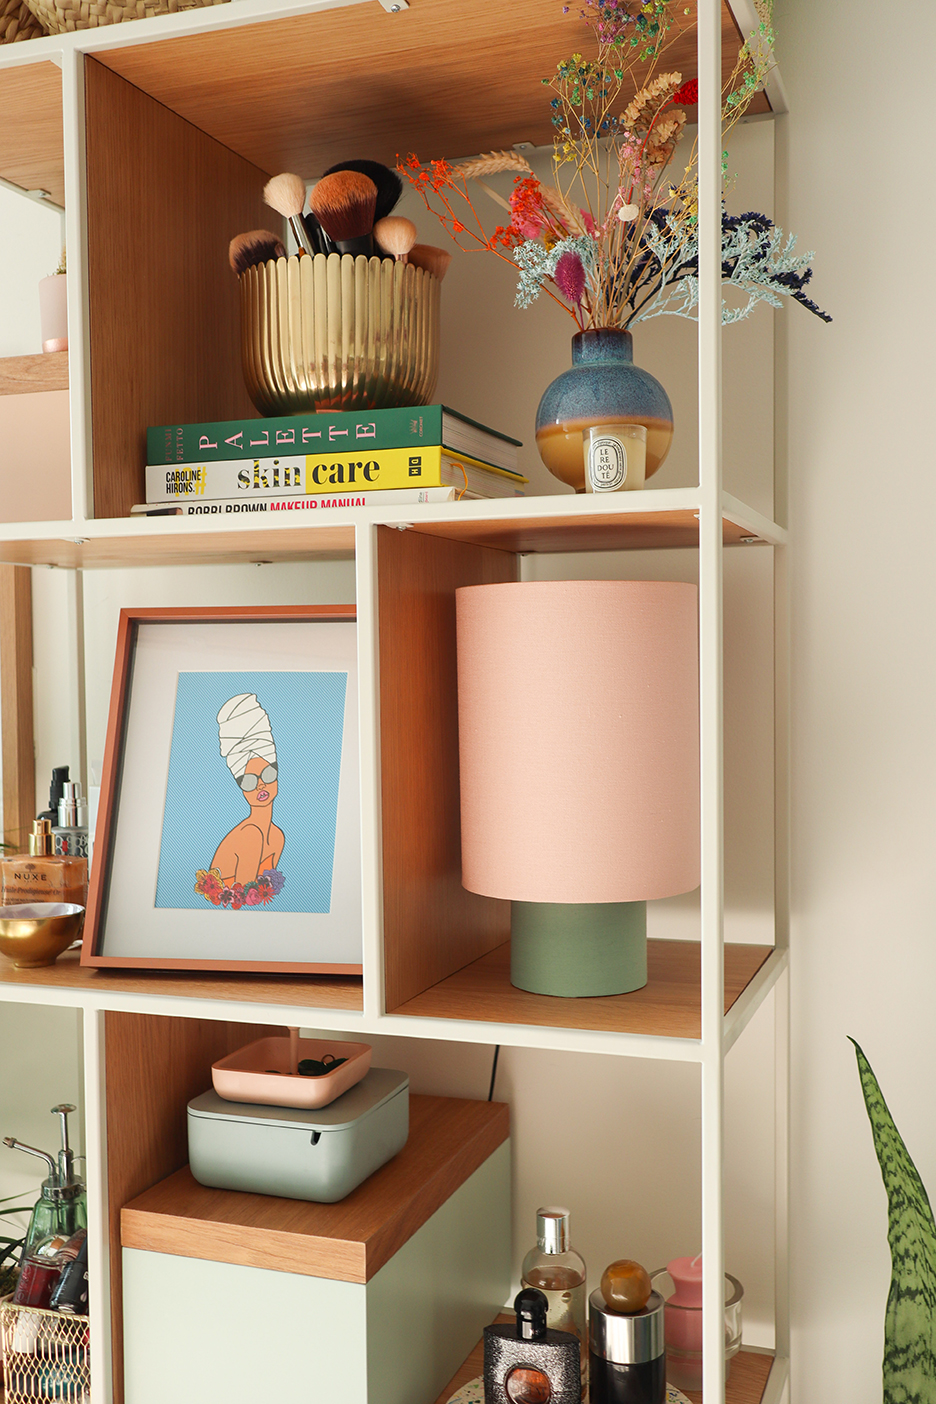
[589,1287,666,1404]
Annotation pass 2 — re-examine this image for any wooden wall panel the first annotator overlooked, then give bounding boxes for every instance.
[0,564,34,851]
[104,1012,279,1404]
[377,527,516,1012]
[84,59,269,521]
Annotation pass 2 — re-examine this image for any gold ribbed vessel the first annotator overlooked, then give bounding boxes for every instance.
[239,252,441,415]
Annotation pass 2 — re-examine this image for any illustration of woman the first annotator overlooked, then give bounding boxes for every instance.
[195,693,286,909]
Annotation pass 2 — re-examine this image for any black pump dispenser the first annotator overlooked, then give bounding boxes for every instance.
[38,766,70,823]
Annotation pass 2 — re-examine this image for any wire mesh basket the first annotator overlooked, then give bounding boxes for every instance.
[0,1300,90,1402]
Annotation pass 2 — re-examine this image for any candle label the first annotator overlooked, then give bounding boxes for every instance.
[587,437,627,492]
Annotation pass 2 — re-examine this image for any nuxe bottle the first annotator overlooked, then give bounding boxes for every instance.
[521,1207,588,1398]
[1,819,88,907]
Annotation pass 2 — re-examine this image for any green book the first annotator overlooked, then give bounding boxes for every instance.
[147,405,521,474]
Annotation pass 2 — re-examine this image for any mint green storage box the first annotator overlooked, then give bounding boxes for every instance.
[187,1067,409,1203]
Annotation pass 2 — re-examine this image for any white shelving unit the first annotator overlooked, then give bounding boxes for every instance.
[0,1,790,1400]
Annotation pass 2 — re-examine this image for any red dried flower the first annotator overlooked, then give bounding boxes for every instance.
[672,78,698,106]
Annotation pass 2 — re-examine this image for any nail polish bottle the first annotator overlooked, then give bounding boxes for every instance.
[52,781,90,858]
[484,1288,580,1404]
[0,819,88,907]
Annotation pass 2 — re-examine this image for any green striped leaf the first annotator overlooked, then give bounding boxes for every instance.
[852,1038,936,1401]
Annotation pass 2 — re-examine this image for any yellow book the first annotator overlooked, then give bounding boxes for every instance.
[301,446,526,494]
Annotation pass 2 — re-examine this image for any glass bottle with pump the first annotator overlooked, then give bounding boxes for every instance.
[521,1206,588,1398]
[3,1104,87,1256]
[0,819,87,908]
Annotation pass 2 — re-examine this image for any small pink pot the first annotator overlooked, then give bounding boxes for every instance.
[211,1037,371,1109]
[38,274,67,353]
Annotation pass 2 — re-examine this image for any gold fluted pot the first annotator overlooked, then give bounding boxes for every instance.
[239,252,441,415]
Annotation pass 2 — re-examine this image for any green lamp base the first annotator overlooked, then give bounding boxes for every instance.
[510,900,648,998]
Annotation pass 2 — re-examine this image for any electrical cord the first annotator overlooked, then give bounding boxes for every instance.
[487,1044,501,1101]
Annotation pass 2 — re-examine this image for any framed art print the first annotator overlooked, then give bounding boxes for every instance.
[81,605,361,974]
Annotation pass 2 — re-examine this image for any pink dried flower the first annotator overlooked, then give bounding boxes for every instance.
[554,250,586,305]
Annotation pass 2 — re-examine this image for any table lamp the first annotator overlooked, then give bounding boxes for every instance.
[455,580,699,997]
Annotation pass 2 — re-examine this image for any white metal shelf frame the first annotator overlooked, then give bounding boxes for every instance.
[0,5,791,1403]
[697,2,789,1396]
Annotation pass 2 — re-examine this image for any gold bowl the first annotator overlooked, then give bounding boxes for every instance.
[239,252,441,415]
[0,903,85,969]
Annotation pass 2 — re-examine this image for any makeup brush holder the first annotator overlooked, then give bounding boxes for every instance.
[239,252,441,415]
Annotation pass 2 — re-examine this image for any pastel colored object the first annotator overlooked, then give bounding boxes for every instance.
[212,1037,371,1109]
[665,1256,703,1353]
[456,581,700,903]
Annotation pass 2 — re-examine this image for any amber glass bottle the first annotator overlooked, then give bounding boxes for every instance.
[1,819,87,907]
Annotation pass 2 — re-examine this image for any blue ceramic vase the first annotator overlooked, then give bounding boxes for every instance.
[535,329,674,492]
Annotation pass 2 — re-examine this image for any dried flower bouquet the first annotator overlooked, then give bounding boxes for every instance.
[401,0,829,330]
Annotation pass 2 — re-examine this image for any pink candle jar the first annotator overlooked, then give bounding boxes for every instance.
[649,1259,743,1392]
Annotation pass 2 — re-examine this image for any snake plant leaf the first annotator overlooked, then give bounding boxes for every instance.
[852,1038,936,1401]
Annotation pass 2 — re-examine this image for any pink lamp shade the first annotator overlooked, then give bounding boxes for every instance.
[455,580,699,904]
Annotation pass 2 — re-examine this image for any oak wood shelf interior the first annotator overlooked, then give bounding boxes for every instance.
[0,59,63,206]
[432,1317,774,1404]
[0,505,774,572]
[392,939,773,1038]
[120,1094,509,1283]
[91,1,764,185]
[0,352,67,396]
[0,947,363,1011]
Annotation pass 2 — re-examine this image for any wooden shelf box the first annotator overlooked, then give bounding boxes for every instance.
[120,1092,510,1404]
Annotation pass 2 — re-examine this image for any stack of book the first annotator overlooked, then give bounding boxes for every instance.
[136,406,526,516]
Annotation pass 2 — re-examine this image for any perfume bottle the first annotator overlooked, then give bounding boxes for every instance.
[52,781,90,858]
[484,1288,580,1404]
[1,819,88,907]
[589,1260,665,1404]
[521,1207,587,1397]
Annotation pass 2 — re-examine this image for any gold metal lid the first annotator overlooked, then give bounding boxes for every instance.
[29,818,53,856]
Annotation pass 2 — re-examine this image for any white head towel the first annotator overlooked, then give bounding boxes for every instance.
[217,693,277,780]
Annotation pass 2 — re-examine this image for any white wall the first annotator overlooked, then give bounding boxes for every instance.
[778,0,936,1397]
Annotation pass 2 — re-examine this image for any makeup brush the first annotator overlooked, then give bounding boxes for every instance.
[408,243,453,281]
[308,171,377,257]
[263,173,316,258]
[374,216,417,262]
[302,211,331,255]
[228,230,287,276]
[322,159,403,224]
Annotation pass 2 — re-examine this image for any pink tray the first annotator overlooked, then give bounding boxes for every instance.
[211,1037,372,1109]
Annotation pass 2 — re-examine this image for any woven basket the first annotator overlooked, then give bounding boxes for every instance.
[0,0,45,42]
[22,0,225,33]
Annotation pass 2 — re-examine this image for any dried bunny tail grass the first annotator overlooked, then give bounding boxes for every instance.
[538,184,587,236]
[623,72,683,131]
[456,149,533,180]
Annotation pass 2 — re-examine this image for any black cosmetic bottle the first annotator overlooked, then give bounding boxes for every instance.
[484,1288,581,1404]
